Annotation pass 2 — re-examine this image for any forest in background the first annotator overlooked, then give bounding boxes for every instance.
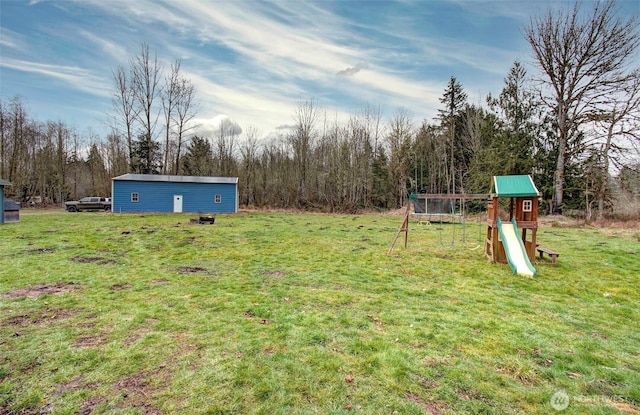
[1,1,639,219]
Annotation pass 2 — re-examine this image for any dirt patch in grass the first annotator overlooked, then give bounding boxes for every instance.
[177,266,207,273]
[455,386,489,403]
[69,256,104,263]
[74,332,109,348]
[123,327,153,347]
[244,310,269,325]
[1,308,78,328]
[150,279,169,285]
[406,392,447,415]
[263,270,285,277]
[3,282,80,299]
[54,375,88,396]
[415,374,440,390]
[78,396,102,415]
[26,247,56,254]
[421,355,456,368]
[172,332,200,351]
[367,314,384,329]
[262,347,275,357]
[609,401,640,414]
[69,256,118,265]
[47,376,100,414]
[70,256,101,263]
[114,367,169,414]
[110,283,133,291]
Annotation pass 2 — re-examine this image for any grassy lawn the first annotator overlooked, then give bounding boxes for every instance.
[1,210,638,414]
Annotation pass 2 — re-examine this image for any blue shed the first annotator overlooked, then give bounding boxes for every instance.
[112,174,238,214]
[0,179,11,224]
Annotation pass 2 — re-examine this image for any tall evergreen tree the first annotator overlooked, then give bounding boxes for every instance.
[487,61,540,176]
[130,134,161,174]
[182,136,213,176]
[437,76,467,193]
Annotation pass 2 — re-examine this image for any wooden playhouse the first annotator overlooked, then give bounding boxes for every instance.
[485,175,540,265]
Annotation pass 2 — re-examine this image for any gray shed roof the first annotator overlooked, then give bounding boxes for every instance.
[113,174,238,184]
[0,179,12,186]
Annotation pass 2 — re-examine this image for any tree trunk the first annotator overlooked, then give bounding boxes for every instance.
[597,120,615,221]
[553,136,566,214]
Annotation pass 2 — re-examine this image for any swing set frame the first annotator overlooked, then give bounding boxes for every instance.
[387,193,488,255]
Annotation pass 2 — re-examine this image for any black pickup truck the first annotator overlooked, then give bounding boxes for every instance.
[65,197,112,212]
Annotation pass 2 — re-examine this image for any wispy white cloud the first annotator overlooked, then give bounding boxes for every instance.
[0,28,27,50]
[72,0,430,104]
[6,0,600,137]
[170,1,360,76]
[78,30,131,64]
[164,0,505,118]
[70,0,191,29]
[1,58,111,97]
[186,2,437,119]
[448,0,539,21]
[184,71,305,135]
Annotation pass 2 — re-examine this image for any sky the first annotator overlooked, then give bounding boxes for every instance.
[1,0,639,141]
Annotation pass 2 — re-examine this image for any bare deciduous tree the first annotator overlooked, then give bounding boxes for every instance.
[111,66,139,164]
[386,109,413,208]
[289,99,319,207]
[238,126,261,206]
[0,100,7,179]
[107,133,129,177]
[213,120,239,177]
[173,77,197,175]
[588,68,640,219]
[131,43,163,173]
[161,60,181,174]
[526,0,639,213]
[112,45,198,175]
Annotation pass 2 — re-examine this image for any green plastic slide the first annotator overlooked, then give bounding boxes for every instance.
[497,218,537,277]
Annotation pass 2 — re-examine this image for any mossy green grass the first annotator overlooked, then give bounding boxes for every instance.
[1,211,638,414]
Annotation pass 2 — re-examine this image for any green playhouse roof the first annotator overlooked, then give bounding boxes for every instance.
[492,175,540,197]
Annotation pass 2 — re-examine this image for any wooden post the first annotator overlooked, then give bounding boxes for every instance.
[387,202,411,255]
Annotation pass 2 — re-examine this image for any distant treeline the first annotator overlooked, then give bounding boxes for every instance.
[1,86,638,219]
[1,1,639,219]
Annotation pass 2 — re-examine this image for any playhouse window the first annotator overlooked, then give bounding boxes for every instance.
[131,192,139,202]
[523,199,532,212]
[214,194,222,203]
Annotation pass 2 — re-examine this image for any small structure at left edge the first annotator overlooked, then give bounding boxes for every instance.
[111,174,239,214]
[1,179,20,224]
